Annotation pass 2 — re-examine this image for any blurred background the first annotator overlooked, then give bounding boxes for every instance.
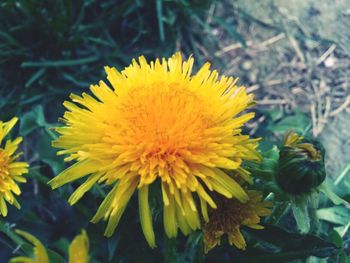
[0,0,349,262]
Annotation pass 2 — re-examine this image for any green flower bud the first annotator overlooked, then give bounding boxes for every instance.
[276,132,326,194]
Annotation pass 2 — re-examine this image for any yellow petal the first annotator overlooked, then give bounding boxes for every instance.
[68,172,102,205]
[228,227,247,250]
[212,168,248,202]
[68,230,89,263]
[163,192,178,238]
[0,197,8,216]
[49,159,99,189]
[14,229,49,263]
[138,186,156,248]
[0,117,18,144]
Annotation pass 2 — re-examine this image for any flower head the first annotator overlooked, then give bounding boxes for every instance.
[0,117,29,216]
[276,131,326,194]
[49,53,260,247]
[10,229,89,263]
[203,190,271,253]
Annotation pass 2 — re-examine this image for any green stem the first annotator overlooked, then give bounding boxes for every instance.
[266,201,291,225]
[291,196,310,234]
[308,191,321,234]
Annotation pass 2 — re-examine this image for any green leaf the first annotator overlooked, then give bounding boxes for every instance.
[334,222,350,238]
[248,146,279,180]
[317,205,350,237]
[319,182,349,206]
[20,105,46,136]
[29,167,50,184]
[328,230,350,263]
[183,232,205,263]
[36,129,64,174]
[47,249,66,263]
[317,206,350,225]
[242,225,339,262]
[269,112,310,134]
[164,236,178,263]
[0,221,32,255]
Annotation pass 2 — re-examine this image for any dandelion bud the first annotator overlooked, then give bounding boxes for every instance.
[276,132,326,194]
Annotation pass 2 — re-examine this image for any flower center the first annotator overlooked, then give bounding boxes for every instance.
[112,82,213,184]
[119,83,210,157]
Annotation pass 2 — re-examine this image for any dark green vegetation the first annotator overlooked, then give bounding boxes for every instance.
[0,0,349,262]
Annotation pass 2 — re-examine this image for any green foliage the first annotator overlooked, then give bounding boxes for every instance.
[202,224,340,263]
[0,0,221,121]
[242,225,339,262]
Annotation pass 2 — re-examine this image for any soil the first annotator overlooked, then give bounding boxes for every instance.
[210,0,350,178]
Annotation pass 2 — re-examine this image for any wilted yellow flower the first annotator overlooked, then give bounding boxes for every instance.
[49,52,260,247]
[0,117,29,216]
[283,131,322,161]
[203,191,271,253]
[10,229,89,263]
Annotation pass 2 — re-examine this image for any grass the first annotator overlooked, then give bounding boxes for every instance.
[0,0,222,119]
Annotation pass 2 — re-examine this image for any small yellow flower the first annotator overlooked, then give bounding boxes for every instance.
[49,53,260,247]
[10,229,90,263]
[0,117,29,216]
[203,191,271,253]
[69,230,89,263]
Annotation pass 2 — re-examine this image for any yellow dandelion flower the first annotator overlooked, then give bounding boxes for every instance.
[10,229,49,263]
[49,52,260,247]
[0,117,29,216]
[69,230,89,263]
[203,191,271,253]
[10,229,90,263]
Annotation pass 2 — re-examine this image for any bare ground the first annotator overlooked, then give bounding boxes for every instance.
[209,0,350,178]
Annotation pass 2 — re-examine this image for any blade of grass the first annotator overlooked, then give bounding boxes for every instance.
[87,37,115,47]
[156,0,165,42]
[21,56,99,68]
[25,68,46,88]
[334,164,350,185]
